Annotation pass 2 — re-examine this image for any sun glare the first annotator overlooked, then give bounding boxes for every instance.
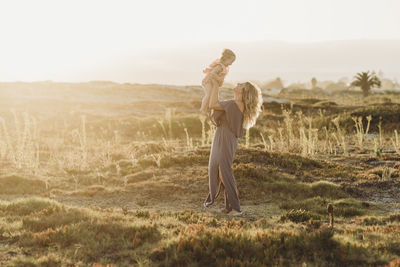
[0,0,399,83]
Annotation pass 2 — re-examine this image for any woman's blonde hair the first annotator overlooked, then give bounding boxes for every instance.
[220,49,236,65]
[241,82,263,130]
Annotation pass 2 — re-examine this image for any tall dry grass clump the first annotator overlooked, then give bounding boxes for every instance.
[352,115,372,150]
[199,115,207,146]
[282,107,293,150]
[0,111,40,172]
[391,129,400,153]
[297,111,319,156]
[332,116,348,156]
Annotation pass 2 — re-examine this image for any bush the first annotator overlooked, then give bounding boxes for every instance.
[0,197,58,216]
[151,226,379,266]
[19,219,160,262]
[22,205,88,232]
[280,209,321,223]
[280,197,372,218]
[0,175,46,194]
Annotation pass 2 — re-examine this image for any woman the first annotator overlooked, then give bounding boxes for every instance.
[204,82,263,215]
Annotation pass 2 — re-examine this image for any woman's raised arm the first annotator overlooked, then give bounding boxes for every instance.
[208,65,224,110]
[208,84,224,110]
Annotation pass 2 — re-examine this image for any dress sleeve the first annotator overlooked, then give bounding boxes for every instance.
[210,100,229,127]
[210,107,224,127]
[220,100,244,138]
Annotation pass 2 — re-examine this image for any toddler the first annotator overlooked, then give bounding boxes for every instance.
[200,49,236,115]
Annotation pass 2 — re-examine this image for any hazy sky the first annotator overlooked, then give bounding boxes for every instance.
[0,0,399,84]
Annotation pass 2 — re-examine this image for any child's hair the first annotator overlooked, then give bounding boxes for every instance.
[220,49,236,65]
[241,82,263,130]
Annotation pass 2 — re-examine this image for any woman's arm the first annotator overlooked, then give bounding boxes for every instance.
[207,64,225,110]
[208,83,224,110]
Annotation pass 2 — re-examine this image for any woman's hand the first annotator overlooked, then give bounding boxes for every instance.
[210,102,224,110]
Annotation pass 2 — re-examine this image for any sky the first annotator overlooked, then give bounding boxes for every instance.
[0,0,399,84]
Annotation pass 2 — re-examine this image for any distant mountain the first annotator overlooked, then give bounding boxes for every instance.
[2,39,398,86]
[120,39,400,85]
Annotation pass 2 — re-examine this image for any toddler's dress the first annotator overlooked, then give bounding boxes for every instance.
[200,59,229,115]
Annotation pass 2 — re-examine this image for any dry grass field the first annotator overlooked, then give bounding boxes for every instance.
[1,82,400,266]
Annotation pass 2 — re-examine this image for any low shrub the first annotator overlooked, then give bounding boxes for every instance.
[280,209,321,223]
[151,226,381,266]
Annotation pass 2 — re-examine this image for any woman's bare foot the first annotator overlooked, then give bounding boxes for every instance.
[219,208,230,214]
[230,210,243,216]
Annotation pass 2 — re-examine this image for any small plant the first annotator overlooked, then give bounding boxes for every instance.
[327,203,334,229]
[183,127,194,150]
[151,154,162,168]
[123,175,128,187]
[128,150,138,167]
[323,127,333,154]
[136,209,150,218]
[96,169,104,185]
[137,199,148,207]
[299,116,319,156]
[363,216,386,226]
[352,115,372,150]
[73,175,79,191]
[0,112,40,170]
[268,135,274,151]
[79,115,88,169]
[280,209,320,223]
[165,108,175,140]
[374,137,382,157]
[259,132,267,150]
[390,129,400,153]
[157,119,168,139]
[113,130,120,144]
[381,165,393,181]
[277,127,284,151]
[282,107,293,150]
[199,115,207,147]
[378,116,383,147]
[245,128,250,148]
[332,116,348,156]
[116,163,121,176]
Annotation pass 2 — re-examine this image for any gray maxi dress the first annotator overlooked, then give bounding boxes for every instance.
[204,99,244,212]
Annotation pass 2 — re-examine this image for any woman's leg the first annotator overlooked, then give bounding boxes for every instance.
[204,160,220,207]
[218,166,232,212]
[219,159,241,212]
[214,169,223,200]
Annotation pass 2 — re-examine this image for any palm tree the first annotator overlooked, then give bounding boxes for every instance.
[351,71,381,97]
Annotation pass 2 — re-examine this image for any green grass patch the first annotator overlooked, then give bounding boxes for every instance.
[280,197,373,218]
[0,197,58,216]
[150,226,384,266]
[0,175,46,194]
[234,148,356,179]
